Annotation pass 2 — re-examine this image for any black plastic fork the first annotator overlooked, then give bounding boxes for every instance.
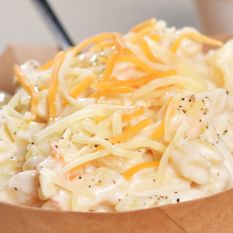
[31,0,74,50]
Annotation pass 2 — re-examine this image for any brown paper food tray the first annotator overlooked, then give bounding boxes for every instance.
[0,42,232,233]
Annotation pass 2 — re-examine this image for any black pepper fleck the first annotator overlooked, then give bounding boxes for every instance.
[223,130,228,135]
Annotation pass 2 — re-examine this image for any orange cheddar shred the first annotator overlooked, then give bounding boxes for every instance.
[130,18,156,33]
[13,65,38,116]
[70,75,95,98]
[122,109,145,122]
[102,53,120,81]
[150,120,165,141]
[93,70,176,90]
[149,34,161,42]
[123,161,159,180]
[110,118,151,144]
[37,59,54,71]
[91,86,134,98]
[131,26,155,44]
[138,38,162,63]
[171,31,223,53]
[90,40,117,53]
[48,51,65,121]
[118,55,157,73]
[73,33,119,55]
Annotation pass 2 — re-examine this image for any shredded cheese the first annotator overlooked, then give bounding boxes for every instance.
[93,70,176,89]
[171,31,223,53]
[118,55,156,73]
[156,123,188,184]
[47,51,65,120]
[123,161,159,180]
[13,65,38,116]
[138,37,162,63]
[122,109,145,122]
[2,18,233,213]
[91,87,134,98]
[37,59,54,71]
[102,53,120,81]
[110,118,151,144]
[70,75,95,98]
[130,18,156,33]
[72,33,119,55]
[150,120,164,141]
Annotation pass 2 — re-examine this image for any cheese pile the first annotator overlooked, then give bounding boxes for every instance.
[0,19,233,212]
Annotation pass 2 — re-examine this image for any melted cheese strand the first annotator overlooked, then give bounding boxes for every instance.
[156,123,188,184]
[62,150,109,172]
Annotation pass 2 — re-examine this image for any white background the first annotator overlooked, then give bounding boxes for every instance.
[0,0,200,51]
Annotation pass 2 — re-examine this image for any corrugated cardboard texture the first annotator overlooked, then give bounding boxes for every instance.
[0,44,232,233]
